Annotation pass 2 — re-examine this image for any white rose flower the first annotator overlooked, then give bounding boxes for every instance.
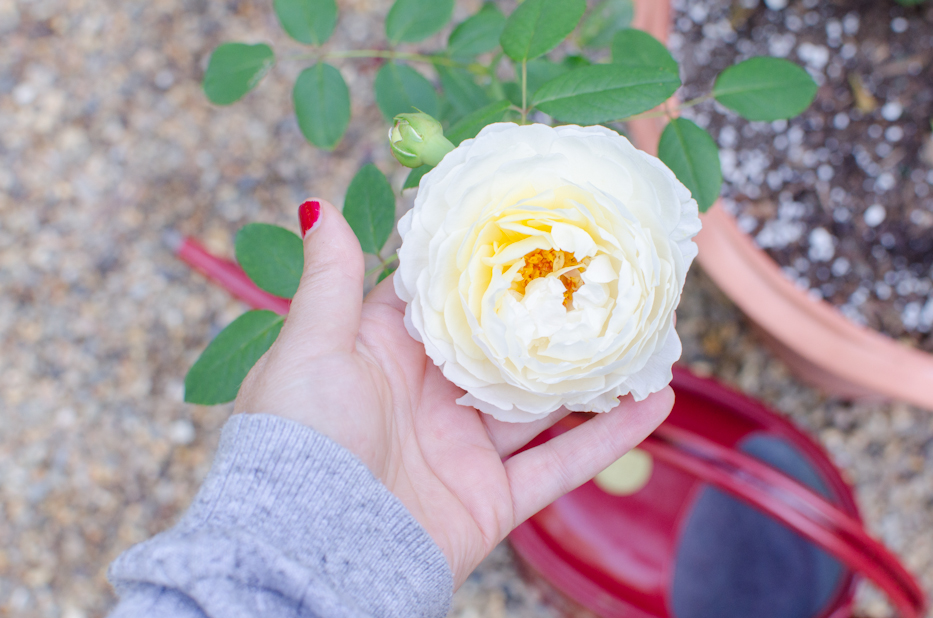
[394,123,702,423]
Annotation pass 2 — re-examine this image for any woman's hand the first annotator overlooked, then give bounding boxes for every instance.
[235,199,674,587]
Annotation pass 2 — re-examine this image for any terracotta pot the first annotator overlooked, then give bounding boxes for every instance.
[631,0,933,409]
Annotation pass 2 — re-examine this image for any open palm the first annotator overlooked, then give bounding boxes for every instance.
[235,201,673,586]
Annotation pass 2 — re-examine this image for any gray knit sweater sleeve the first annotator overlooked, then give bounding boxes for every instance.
[107,413,453,618]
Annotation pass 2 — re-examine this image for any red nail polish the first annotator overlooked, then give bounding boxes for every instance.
[299,200,321,237]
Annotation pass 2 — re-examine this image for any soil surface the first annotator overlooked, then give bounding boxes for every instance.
[671,0,933,352]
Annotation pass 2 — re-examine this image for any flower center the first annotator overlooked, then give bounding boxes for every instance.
[513,248,587,309]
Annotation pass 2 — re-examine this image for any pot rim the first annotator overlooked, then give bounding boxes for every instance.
[629,0,933,411]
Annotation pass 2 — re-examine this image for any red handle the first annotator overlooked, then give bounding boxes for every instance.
[173,236,291,315]
[641,425,926,618]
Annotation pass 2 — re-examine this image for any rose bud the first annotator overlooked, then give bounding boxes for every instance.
[389,112,455,168]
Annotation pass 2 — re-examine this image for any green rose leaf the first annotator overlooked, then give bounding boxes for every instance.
[203,43,275,105]
[404,164,432,190]
[578,0,634,49]
[713,57,818,121]
[374,62,439,122]
[658,118,722,213]
[500,0,586,62]
[446,99,512,145]
[184,310,285,405]
[448,3,506,57]
[386,0,455,44]
[273,0,338,46]
[234,223,304,299]
[529,58,572,90]
[293,63,350,150]
[502,82,522,107]
[344,164,396,255]
[377,263,398,283]
[438,66,491,118]
[533,64,680,124]
[563,55,592,70]
[612,28,678,74]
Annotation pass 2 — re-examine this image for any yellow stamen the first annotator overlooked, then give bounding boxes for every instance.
[512,248,587,309]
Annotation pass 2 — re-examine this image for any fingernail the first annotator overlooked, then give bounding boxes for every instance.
[299,200,321,237]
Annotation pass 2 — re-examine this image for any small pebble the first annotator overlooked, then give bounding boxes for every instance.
[154,69,174,90]
[12,83,36,106]
[169,420,196,445]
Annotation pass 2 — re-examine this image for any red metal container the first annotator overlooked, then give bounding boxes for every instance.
[509,369,925,618]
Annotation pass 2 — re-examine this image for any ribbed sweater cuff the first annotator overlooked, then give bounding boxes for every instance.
[109,413,452,618]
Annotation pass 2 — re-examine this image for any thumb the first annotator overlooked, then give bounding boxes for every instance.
[281,199,365,353]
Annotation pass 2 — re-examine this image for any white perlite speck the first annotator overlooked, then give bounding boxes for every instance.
[808,227,835,262]
[831,257,851,277]
[757,219,804,249]
[843,13,859,34]
[875,173,896,192]
[797,43,830,70]
[769,33,796,57]
[881,101,903,121]
[902,303,922,331]
[864,204,886,227]
[885,126,903,142]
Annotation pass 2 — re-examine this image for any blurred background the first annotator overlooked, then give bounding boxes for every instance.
[0,0,931,616]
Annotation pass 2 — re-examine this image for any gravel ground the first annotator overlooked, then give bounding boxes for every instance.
[0,0,930,616]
